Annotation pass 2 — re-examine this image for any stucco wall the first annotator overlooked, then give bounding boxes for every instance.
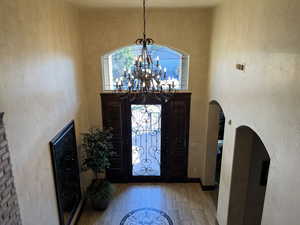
[208,0,300,224]
[0,1,89,225]
[80,8,213,177]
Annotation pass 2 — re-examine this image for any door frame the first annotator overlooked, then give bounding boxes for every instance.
[102,92,191,183]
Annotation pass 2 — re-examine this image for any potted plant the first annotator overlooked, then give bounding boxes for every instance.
[81,127,115,210]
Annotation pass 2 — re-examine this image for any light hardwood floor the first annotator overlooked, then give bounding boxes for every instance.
[77,183,218,225]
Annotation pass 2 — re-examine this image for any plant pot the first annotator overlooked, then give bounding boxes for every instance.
[91,197,110,211]
[87,179,115,211]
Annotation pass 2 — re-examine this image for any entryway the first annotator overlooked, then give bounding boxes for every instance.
[101,93,191,182]
[228,126,270,225]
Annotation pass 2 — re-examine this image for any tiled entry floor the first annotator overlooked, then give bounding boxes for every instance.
[77,183,217,225]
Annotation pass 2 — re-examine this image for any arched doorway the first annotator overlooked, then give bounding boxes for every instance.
[203,101,226,207]
[228,126,270,225]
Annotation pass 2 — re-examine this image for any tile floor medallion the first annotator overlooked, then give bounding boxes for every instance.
[120,208,173,225]
[77,183,217,225]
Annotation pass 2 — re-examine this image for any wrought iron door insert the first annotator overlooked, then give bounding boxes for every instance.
[131,104,161,176]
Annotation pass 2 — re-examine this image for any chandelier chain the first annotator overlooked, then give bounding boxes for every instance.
[143,0,146,38]
[114,0,177,99]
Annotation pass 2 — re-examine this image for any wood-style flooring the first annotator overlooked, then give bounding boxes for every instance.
[77,183,218,225]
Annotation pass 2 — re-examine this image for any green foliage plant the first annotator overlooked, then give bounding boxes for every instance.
[81,127,114,179]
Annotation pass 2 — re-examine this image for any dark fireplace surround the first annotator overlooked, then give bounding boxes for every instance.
[0,112,22,225]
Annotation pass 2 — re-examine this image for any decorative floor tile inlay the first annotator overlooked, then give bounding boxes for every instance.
[120,208,174,225]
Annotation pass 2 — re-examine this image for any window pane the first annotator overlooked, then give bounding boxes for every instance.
[102,45,188,90]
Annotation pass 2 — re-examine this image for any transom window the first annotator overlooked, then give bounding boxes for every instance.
[102,45,189,91]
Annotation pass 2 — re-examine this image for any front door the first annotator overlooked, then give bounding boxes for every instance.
[101,93,191,182]
[130,104,163,181]
[129,104,164,181]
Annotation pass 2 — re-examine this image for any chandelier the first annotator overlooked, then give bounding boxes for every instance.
[115,0,177,96]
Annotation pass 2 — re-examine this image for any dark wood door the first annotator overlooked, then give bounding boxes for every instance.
[101,93,191,182]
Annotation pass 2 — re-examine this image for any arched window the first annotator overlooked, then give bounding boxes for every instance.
[102,45,189,90]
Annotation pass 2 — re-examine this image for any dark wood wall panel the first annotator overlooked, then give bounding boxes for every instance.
[164,94,191,180]
[101,94,129,181]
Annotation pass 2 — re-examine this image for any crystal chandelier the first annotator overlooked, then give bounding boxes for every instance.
[115,0,176,95]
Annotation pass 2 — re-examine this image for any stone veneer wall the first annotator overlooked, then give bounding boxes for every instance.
[0,113,22,225]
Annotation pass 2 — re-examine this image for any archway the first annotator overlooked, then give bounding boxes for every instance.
[203,101,226,207]
[228,126,270,225]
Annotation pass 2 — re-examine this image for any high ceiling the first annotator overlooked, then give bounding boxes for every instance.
[67,0,222,8]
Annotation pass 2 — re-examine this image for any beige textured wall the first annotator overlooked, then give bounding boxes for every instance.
[209,0,300,224]
[0,1,89,225]
[80,8,213,177]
